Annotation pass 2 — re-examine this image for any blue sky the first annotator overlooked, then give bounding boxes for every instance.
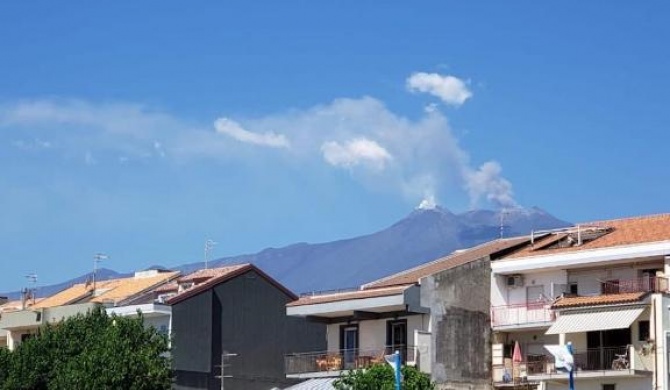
[2,2,670,292]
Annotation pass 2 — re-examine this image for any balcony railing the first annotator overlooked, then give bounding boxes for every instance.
[285,346,416,376]
[491,302,554,327]
[497,346,644,381]
[604,276,667,294]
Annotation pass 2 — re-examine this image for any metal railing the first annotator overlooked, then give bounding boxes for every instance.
[491,302,554,327]
[285,346,416,375]
[605,276,667,294]
[501,346,639,378]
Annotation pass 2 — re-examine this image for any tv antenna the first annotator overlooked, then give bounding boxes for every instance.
[22,273,38,309]
[204,239,217,269]
[499,209,509,239]
[93,253,109,290]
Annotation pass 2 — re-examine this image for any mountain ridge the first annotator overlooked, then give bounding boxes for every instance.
[1,206,571,299]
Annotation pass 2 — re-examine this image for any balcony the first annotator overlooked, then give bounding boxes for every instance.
[494,345,652,384]
[602,276,667,294]
[491,302,554,328]
[285,346,416,377]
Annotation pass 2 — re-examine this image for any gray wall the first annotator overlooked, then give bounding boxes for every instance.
[421,257,492,390]
[172,269,325,390]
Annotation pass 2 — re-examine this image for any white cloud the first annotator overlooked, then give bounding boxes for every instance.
[0,87,516,209]
[214,117,289,148]
[12,138,52,151]
[321,138,392,170]
[407,72,472,106]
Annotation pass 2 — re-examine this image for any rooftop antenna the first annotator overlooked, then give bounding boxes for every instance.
[22,273,38,309]
[93,253,108,290]
[204,239,217,270]
[499,209,508,239]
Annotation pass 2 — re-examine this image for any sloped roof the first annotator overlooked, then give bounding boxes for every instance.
[33,271,179,308]
[508,213,670,258]
[287,284,412,307]
[551,292,648,309]
[167,264,297,305]
[365,236,531,289]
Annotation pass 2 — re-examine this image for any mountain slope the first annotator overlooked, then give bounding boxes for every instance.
[191,206,570,293]
[2,207,571,298]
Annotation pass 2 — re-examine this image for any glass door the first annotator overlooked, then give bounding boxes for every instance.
[387,320,408,363]
[342,326,358,369]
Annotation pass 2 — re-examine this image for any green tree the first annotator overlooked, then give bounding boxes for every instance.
[333,363,434,390]
[1,306,171,390]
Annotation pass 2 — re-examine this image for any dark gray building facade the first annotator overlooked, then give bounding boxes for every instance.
[170,265,325,390]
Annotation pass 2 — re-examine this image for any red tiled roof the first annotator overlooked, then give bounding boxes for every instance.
[508,213,670,258]
[365,237,531,289]
[551,292,648,309]
[287,285,412,307]
[33,271,180,308]
[179,266,245,283]
[167,264,297,305]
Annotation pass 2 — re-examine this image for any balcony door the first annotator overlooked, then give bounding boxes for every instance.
[340,325,359,369]
[586,328,631,370]
[387,319,408,363]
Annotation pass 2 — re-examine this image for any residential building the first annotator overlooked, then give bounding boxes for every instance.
[490,214,670,390]
[285,237,531,390]
[0,269,178,350]
[168,263,325,390]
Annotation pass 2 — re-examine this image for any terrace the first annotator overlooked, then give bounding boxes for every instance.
[494,345,653,384]
[285,346,417,377]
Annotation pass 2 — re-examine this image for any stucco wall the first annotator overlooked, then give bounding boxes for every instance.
[421,256,492,390]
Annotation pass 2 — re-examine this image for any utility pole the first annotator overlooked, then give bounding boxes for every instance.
[215,351,238,390]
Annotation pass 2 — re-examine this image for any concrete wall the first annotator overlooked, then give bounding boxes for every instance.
[172,269,325,390]
[421,256,492,390]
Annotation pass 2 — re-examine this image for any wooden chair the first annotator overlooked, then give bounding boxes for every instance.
[327,354,342,371]
[315,356,329,371]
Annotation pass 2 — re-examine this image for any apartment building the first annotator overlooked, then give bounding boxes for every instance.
[285,237,532,390]
[490,214,670,390]
[0,269,179,350]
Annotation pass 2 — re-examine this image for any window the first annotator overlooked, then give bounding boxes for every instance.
[602,384,615,390]
[639,320,650,341]
[569,282,578,295]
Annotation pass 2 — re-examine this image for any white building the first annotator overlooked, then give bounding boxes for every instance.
[490,214,670,390]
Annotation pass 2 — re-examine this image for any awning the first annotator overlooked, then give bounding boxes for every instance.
[546,306,645,335]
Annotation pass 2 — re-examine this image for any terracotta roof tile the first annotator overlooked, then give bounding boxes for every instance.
[33,271,179,308]
[551,292,648,309]
[365,237,531,289]
[168,264,296,305]
[178,265,247,283]
[287,285,412,307]
[508,213,670,258]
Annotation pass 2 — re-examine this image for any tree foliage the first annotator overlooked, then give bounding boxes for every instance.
[333,363,434,390]
[0,306,171,390]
